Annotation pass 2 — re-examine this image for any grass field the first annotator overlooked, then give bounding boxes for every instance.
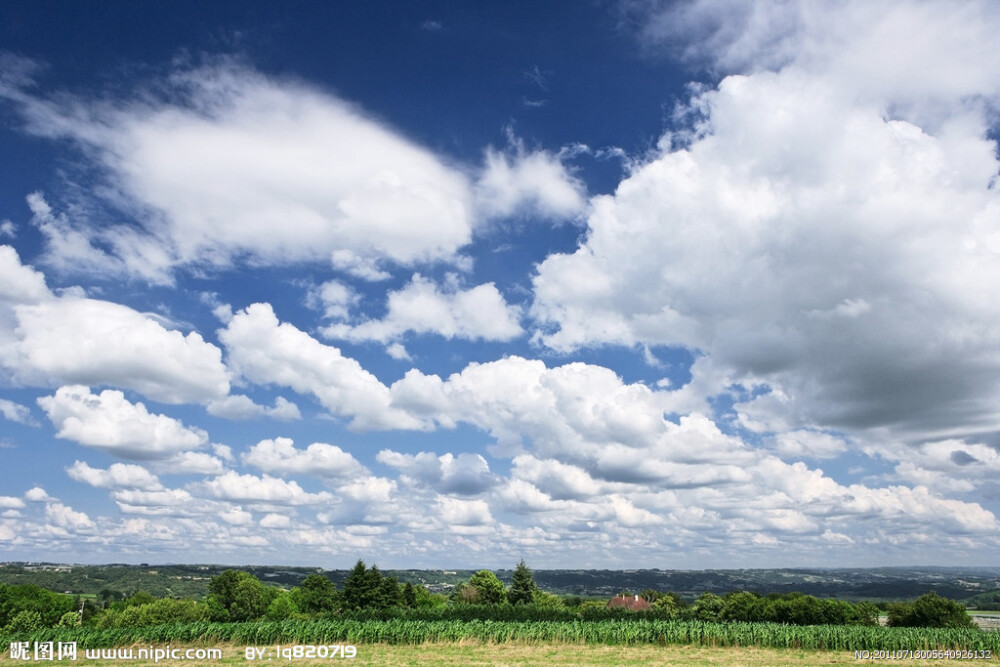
[1,642,997,666]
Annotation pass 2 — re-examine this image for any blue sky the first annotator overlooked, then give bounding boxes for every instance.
[2,0,1000,569]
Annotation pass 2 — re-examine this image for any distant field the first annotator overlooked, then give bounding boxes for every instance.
[2,642,997,666]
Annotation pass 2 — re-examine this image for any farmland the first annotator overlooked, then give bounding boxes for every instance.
[0,642,995,667]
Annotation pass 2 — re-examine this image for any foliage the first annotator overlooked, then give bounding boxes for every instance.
[342,561,401,611]
[4,610,44,634]
[265,592,299,621]
[205,570,277,622]
[690,592,725,622]
[0,583,75,628]
[93,598,210,629]
[468,570,505,605]
[508,560,539,605]
[297,574,338,615]
[887,592,976,629]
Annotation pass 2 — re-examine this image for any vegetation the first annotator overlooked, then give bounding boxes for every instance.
[2,618,999,652]
[887,592,977,629]
[2,561,993,657]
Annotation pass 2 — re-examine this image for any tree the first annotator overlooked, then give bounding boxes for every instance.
[402,582,417,608]
[266,592,299,621]
[640,589,662,604]
[298,574,338,615]
[888,592,975,628]
[342,560,397,611]
[468,570,505,605]
[206,570,273,622]
[690,592,725,622]
[341,560,371,611]
[507,560,539,605]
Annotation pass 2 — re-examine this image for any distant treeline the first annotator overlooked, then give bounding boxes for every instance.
[1,560,977,633]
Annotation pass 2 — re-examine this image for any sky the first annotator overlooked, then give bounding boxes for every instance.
[1,0,1000,570]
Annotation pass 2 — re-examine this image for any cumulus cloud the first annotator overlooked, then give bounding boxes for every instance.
[38,385,209,459]
[206,394,301,421]
[0,398,34,425]
[0,245,52,305]
[377,450,496,495]
[197,471,334,506]
[66,460,163,490]
[2,60,475,279]
[475,134,587,220]
[322,274,523,344]
[243,437,367,479]
[306,280,358,321]
[531,0,1000,445]
[9,295,230,404]
[220,303,424,430]
[45,502,95,530]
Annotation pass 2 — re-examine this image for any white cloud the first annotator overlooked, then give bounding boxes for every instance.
[220,302,424,430]
[306,280,357,320]
[475,134,587,220]
[0,221,15,238]
[26,192,129,279]
[0,398,34,425]
[377,450,496,495]
[197,471,334,506]
[0,496,25,509]
[23,487,51,502]
[0,245,51,304]
[38,385,208,460]
[436,496,493,526]
[260,513,292,529]
[66,461,163,491]
[155,451,228,476]
[6,61,475,279]
[385,343,411,361]
[10,297,230,404]
[45,502,94,530]
[243,437,367,479]
[530,2,1000,445]
[322,274,523,344]
[206,394,301,421]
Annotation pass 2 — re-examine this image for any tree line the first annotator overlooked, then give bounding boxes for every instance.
[1,559,976,633]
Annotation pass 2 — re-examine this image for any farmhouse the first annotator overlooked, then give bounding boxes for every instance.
[607,593,650,611]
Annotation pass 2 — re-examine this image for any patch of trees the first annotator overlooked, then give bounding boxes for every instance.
[887,592,976,628]
[0,584,76,632]
[675,591,881,626]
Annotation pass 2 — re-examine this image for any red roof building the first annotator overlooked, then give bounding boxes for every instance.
[607,594,651,611]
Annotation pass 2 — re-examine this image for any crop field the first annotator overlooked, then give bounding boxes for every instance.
[1,641,997,667]
[3,619,1000,652]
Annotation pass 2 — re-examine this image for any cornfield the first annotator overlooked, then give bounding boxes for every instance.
[3,619,999,651]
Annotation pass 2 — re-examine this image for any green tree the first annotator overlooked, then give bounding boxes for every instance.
[298,574,339,615]
[723,591,764,622]
[402,582,417,608]
[206,570,273,622]
[266,592,299,621]
[468,570,505,605]
[341,560,371,611]
[690,592,725,622]
[4,610,43,634]
[507,560,539,605]
[342,560,396,611]
[888,592,975,628]
[375,574,402,609]
[640,589,662,604]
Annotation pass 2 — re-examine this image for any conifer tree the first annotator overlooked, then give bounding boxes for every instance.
[507,559,539,605]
